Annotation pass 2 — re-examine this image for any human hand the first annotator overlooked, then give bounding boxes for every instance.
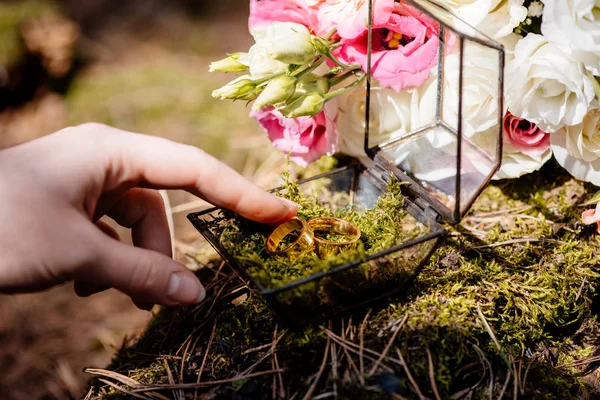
[0,123,298,310]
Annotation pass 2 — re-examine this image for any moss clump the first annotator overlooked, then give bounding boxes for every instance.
[214,170,428,290]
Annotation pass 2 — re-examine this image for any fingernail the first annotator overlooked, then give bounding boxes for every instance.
[166,272,204,304]
[278,197,300,210]
[196,283,206,303]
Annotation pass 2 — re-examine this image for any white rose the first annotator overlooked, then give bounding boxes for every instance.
[467,126,551,180]
[551,104,600,185]
[416,41,502,144]
[541,0,600,53]
[429,0,526,39]
[478,0,527,40]
[497,33,520,62]
[429,0,495,26]
[505,34,595,133]
[337,86,416,163]
[494,148,552,179]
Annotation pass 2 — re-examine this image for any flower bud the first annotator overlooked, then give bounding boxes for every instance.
[295,74,330,97]
[280,93,325,118]
[209,53,248,73]
[212,75,261,101]
[252,75,297,111]
[311,36,331,55]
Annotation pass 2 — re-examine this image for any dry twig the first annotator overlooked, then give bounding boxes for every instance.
[302,337,331,400]
[368,315,408,376]
[395,349,425,400]
[359,311,371,385]
[98,379,151,400]
[193,317,218,399]
[133,370,284,392]
[426,347,441,400]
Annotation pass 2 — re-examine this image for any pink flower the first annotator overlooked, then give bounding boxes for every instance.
[504,112,550,157]
[250,104,338,167]
[582,202,600,233]
[249,0,318,32]
[336,1,441,92]
[316,0,395,38]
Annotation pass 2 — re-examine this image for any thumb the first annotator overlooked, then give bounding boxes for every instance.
[78,232,205,306]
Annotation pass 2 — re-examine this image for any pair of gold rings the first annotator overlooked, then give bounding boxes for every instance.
[266,217,361,258]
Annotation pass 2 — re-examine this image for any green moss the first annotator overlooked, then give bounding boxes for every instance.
[213,171,426,290]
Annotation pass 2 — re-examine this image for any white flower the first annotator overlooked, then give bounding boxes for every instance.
[495,148,552,179]
[337,86,417,163]
[430,0,526,39]
[541,0,600,53]
[429,0,495,27]
[551,104,600,185]
[505,34,595,133]
[477,0,527,40]
[527,1,543,18]
[239,22,316,77]
[239,45,287,78]
[467,126,551,180]
[497,33,520,62]
[417,41,502,142]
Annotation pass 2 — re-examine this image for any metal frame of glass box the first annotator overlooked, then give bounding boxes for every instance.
[188,0,505,326]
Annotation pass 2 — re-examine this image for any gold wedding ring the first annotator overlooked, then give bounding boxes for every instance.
[265,216,361,259]
[266,217,315,257]
[307,217,361,258]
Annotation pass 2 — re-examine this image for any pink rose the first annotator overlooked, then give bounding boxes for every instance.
[582,202,600,233]
[316,0,395,38]
[504,112,550,157]
[249,0,318,32]
[336,1,441,92]
[250,104,338,167]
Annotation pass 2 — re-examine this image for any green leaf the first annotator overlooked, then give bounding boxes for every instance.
[586,70,600,102]
[582,190,600,206]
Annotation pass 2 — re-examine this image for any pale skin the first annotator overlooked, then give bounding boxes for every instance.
[0,123,298,310]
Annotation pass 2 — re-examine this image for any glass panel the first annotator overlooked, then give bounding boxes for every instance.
[363,1,504,223]
[457,38,503,214]
[271,237,441,326]
[188,165,445,324]
[379,125,458,213]
[409,0,499,45]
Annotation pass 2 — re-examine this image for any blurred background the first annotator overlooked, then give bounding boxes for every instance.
[0,0,286,398]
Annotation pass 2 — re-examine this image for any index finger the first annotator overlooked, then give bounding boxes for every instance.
[92,125,298,224]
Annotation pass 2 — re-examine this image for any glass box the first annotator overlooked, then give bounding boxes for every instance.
[188,0,504,326]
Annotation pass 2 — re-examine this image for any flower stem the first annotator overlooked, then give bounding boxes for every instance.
[323,74,366,101]
[325,51,356,70]
[293,56,327,81]
[254,72,286,85]
[324,28,337,41]
[328,68,361,87]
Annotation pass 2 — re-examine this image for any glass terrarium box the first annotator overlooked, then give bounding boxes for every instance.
[188,0,504,326]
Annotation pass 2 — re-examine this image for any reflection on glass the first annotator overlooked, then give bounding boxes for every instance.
[364,0,504,223]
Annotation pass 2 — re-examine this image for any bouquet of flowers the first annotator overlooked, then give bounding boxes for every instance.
[209,0,600,228]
